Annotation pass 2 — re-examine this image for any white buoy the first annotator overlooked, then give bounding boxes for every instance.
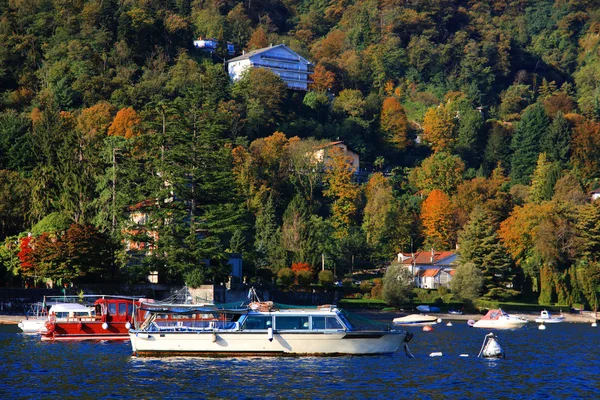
[437,318,443,323]
[102,322,109,330]
[429,352,443,357]
[125,322,131,330]
[592,321,597,327]
[459,354,469,357]
[211,333,217,342]
[538,323,546,330]
[446,322,453,327]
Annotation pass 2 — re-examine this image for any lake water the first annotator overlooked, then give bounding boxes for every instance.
[0,321,598,399]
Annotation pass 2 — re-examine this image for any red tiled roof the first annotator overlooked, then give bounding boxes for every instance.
[399,251,456,265]
[420,268,441,278]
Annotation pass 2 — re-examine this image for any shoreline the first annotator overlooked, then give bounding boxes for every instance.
[353,309,599,324]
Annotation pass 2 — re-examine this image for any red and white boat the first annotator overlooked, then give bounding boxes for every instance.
[41,296,145,341]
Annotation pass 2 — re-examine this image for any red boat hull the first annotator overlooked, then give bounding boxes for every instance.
[41,321,132,341]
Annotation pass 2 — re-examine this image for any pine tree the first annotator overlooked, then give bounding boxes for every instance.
[510,104,549,185]
[542,111,571,166]
[458,206,515,300]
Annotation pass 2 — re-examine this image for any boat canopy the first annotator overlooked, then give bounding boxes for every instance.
[49,303,92,313]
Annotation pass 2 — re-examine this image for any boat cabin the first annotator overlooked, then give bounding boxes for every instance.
[94,298,136,323]
[48,303,93,319]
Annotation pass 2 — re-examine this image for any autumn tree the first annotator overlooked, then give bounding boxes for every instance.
[411,152,465,196]
[323,146,361,238]
[107,107,141,139]
[247,26,269,50]
[422,104,457,153]
[310,63,336,92]
[420,189,455,250]
[570,119,600,183]
[380,96,408,150]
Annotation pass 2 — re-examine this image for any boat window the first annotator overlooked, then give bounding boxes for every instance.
[127,303,133,316]
[55,312,68,318]
[118,303,127,316]
[312,316,344,330]
[109,303,117,315]
[275,316,309,330]
[74,312,89,317]
[242,315,272,330]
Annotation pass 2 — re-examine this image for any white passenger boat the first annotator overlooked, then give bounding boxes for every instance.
[18,302,94,334]
[129,299,412,357]
[472,309,528,329]
[535,310,565,323]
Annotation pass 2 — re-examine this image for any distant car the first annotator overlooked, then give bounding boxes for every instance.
[353,280,361,285]
[448,309,464,315]
[334,281,343,287]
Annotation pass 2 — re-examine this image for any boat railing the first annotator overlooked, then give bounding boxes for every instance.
[147,320,239,332]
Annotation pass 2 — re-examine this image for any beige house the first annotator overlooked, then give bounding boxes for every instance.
[313,141,360,171]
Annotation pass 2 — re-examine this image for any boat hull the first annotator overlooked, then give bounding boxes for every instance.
[535,318,564,323]
[41,322,131,341]
[472,321,528,329]
[18,319,48,334]
[129,331,405,356]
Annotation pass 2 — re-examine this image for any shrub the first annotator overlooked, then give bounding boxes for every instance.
[318,270,334,288]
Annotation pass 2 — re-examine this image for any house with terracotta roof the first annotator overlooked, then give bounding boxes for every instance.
[396,250,457,289]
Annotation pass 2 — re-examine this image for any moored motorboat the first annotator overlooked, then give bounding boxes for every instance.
[416,305,441,313]
[472,309,528,329]
[129,297,412,357]
[40,296,144,341]
[535,310,565,323]
[18,301,94,334]
[393,314,439,326]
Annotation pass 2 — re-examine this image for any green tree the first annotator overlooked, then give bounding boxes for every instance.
[510,104,549,185]
[542,112,571,166]
[457,206,515,300]
[382,263,414,307]
[449,261,483,301]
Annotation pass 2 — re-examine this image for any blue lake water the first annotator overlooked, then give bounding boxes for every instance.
[0,321,598,399]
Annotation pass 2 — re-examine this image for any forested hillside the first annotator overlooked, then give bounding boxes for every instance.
[1,0,600,306]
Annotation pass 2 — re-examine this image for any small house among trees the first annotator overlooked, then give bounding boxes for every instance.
[227,44,312,91]
[312,141,360,172]
[193,37,235,55]
[397,250,457,289]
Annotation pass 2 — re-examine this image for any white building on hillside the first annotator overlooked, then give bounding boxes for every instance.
[227,44,312,91]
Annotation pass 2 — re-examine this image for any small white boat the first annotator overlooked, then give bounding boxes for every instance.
[393,314,439,326]
[472,309,528,329]
[18,302,94,334]
[535,310,565,323]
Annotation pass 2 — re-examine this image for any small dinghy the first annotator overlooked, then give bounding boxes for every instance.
[477,332,505,359]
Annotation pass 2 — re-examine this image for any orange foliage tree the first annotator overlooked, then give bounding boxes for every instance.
[77,101,115,137]
[247,26,269,50]
[420,189,455,249]
[310,63,336,92]
[422,104,457,152]
[380,96,408,150]
[107,107,141,139]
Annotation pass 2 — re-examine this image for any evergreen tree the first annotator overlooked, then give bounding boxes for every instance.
[542,112,571,166]
[510,104,549,185]
[457,206,516,300]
